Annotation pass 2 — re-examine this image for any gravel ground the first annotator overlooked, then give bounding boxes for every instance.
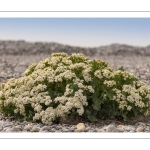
[0,54,150,132]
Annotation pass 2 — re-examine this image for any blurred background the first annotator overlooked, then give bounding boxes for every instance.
[0,18,150,90]
[0,18,150,47]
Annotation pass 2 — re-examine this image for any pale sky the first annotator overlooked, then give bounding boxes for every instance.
[0,18,150,47]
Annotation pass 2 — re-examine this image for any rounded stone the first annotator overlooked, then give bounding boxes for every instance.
[24,125,32,131]
[0,126,3,131]
[112,128,124,132]
[41,126,51,131]
[106,125,116,132]
[93,129,98,132]
[50,128,56,132]
[30,126,40,132]
[136,127,144,132]
[10,127,22,132]
[117,125,124,129]
[63,129,70,132]
[3,127,12,132]
[70,126,76,132]
[137,122,146,127]
[99,128,106,132]
[85,126,91,132]
[75,123,86,132]
[124,126,135,131]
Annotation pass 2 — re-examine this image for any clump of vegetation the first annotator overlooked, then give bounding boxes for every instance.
[0,53,150,124]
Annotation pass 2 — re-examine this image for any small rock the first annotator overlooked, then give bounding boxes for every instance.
[14,125,23,130]
[0,71,7,78]
[74,123,86,132]
[129,130,135,133]
[136,127,144,132]
[117,125,124,129]
[40,130,48,133]
[20,121,28,125]
[10,127,22,132]
[112,128,124,132]
[50,128,56,132]
[0,126,3,131]
[41,126,51,131]
[124,126,135,131]
[13,73,20,78]
[85,126,91,132]
[30,126,40,132]
[138,122,146,127]
[22,130,27,132]
[63,129,70,132]
[145,126,150,131]
[70,126,76,132]
[116,125,125,132]
[55,126,62,130]
[106,125,116,132]
[24,125,33,131]
[3,127,12,132]
[0,114,5,120]
[93,129,98,132]
[88,130,94,132]
[99,128,106,132]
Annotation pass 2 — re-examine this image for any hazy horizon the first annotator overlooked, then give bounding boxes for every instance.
[0,39,149,49]
[0,18,150,47]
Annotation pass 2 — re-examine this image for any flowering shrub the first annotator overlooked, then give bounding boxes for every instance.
[0,52,150,124]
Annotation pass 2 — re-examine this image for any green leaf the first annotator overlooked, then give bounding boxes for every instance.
[106,91,114,100]
[98,109,109,119]
[92,98,103,111]
[122,114,129,122]
[118,66,125,71]
[132,107,138,116]
[84,110,97,122]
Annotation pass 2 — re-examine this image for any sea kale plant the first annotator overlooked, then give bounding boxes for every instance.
[0,52,150,124]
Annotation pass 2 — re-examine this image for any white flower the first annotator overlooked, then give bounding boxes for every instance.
[102,69,111,78]
[77,107,84,116]
[103,80,116,87]
[94,70,102,79]
[87,86,94,93]
[45,100,52,106]
[127,106,132,111]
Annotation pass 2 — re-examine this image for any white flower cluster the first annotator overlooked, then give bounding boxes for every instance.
[104,80,116,87]
[111,80,149,111]
[94,68,114,79]
[0,52,150,124]
[0,53,95,124]
[82,67,92,82]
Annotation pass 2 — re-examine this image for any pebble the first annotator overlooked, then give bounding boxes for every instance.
[40,126,51,131]
[63,129,70,132]
[124,126,135,132]
[137,122,146,127]
[145,126,150,131]
[99,128,106,132]
[70,126,76,132]
[117,125,124,129]
[74,123,86,132]
[9,127,22,132]
[0,126,3,131]
[106,125,116,132]
[30,126,40,132]
[24,125,33,131]
[0,116,150,133]
[136,127,144,132]
[4,127,12,132]
[50,128,56,132]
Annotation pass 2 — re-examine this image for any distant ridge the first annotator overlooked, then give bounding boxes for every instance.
[0,40,150,56]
